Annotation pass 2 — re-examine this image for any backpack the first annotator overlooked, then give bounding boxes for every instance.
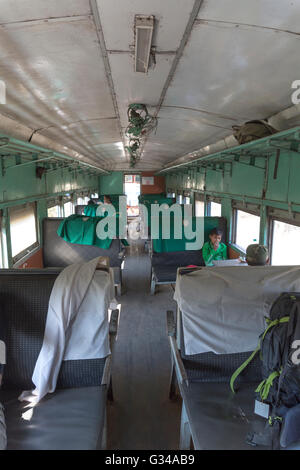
[230,293,300,449]
[232,120,278,145]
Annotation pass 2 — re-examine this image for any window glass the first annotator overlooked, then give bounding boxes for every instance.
[195,200,204,217]
[64,201,73,217]
[271,220,300,265]
[235,209,260,252]
[10,204,38,259]
[77,197,85,205]
[47,205,60,217]
[210,202,222,217]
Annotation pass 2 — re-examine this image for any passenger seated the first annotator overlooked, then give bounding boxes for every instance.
[103,195,112,205]
[202,228,227,266]
[246,243,269,266]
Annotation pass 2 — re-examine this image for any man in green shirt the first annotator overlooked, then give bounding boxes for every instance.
[202,228,227,266]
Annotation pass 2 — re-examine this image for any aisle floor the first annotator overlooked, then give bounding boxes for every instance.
[107,240,181,450]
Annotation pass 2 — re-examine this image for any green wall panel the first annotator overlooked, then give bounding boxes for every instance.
[0,163,98,208]
[99,171,124,195]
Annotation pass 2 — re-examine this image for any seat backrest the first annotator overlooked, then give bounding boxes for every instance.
[75,205,86,215]
[152,216,227,266]
[43,218,122,268]
[178,313,261,384]
[0,270,106,390]
[152,249,205,267]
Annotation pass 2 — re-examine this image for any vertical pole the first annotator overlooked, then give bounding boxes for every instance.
[3,208,12,268]
[221,197,233,243]
[259,204,268,246]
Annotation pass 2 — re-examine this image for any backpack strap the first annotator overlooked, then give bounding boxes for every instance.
[255,369,282,401]
[230,316,290,393]
[230,345,260,393]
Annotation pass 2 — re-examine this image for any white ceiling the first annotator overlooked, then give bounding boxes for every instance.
[0,0,299,171]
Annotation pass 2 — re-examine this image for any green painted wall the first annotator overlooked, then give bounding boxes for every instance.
[166,147,300,213]
[99,171,124,195]
[165,145,300,248]
[0,163,98,208]
[0,161,98,267]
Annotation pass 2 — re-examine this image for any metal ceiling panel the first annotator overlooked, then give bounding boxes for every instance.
[198,0,300,31]
[0,18,116,125]
[97,0,195,52]
[0,15,125,167]
[163,20,300,123]
[0,1,299,171]
[0,0,91,24]
[108,53,175,129]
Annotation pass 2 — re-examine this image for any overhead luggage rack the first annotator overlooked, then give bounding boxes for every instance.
[157,126,300,175]
[0,133,110,177]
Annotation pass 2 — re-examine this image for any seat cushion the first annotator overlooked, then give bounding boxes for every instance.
[181,382,268,450]
[1,387,106,450]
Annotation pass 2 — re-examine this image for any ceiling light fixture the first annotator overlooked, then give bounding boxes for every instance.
[134,15,155,73]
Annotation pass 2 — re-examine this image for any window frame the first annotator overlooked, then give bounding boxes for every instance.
[10,202,39,264]
[268,214,300,265]
[205,196,222,217]
[232,206,261,253]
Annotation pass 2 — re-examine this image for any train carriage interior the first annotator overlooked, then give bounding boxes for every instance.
[1,0,300,454]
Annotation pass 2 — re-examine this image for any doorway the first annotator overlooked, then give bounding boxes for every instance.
[124,174,141,218]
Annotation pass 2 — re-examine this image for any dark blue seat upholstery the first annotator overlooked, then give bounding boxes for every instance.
[0,270,108,449]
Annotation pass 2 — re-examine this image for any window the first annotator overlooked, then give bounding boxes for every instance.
[77,196,85,205]
[10,203,38,262]
[183,196,190,205]
[64,201,73,217]
[177,195,183,204]
[271,220,300,265]
[234,209,260,252]
[47,205,61,217]
[210,202,222,217]
[195,200,204,217]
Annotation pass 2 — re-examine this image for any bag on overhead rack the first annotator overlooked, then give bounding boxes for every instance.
[232,120,278,145]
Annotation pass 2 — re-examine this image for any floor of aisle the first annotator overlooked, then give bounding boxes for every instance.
[107,240,181,450]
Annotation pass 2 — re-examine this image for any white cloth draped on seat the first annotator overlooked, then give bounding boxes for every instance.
[19,257,117,404]
[174,265,300,356]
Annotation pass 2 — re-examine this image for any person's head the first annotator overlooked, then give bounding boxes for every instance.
[104,195,112,204]
[209,228,223,247]
[246,244,269,266]
[88,199,95,205]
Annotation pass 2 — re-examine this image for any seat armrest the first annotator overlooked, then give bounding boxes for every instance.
[101,309,119,386]
[167,310,176,337]
[109,309,119,336]
[166,311,188,387]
